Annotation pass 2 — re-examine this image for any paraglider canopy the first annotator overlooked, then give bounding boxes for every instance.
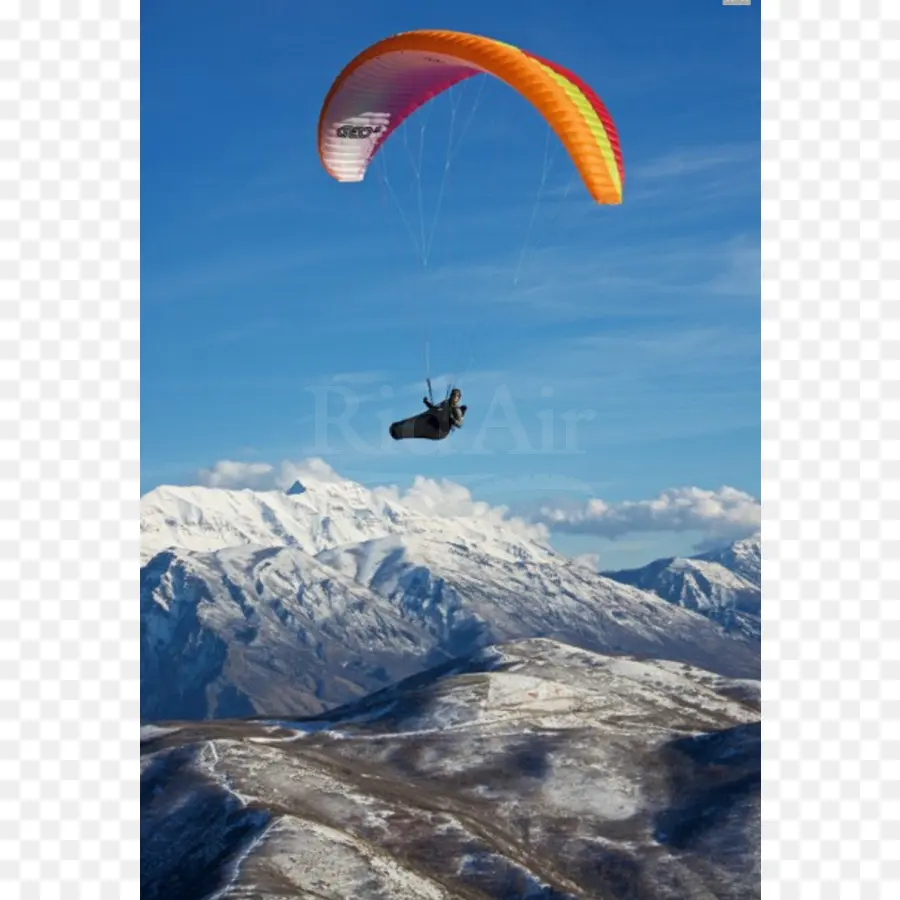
[318,29,624,204]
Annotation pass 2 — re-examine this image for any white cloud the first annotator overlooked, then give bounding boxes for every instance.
[536,485,760,544]
[196,457,345,491]
[197,460,278,490]
[373,476,549,542]
[278,457,346,486]
[193,458,757,549]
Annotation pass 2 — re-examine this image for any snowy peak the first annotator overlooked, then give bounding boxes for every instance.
[694,532,761,585]
[140,480,413,564]
[141,470,761,721]
[140,470,553,567]
[313,525,761,677]
[602,534,761,634]
[142,522,760,719]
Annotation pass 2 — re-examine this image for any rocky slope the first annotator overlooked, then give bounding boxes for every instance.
[141,639,760,900]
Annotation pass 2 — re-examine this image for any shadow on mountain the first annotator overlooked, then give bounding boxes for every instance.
[141,744,271,900]
[652,722,761,896]
[141,640,760,899]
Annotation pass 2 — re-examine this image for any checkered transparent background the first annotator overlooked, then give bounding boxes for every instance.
[1,1,141,895]
[759,0,900,897]
[0,0,895,896]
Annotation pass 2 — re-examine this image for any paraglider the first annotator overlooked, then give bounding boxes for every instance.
[318,30,625,441]
[390,387,467,441]
[317,29,624,204]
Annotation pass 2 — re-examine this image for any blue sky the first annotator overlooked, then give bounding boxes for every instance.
[142,0,760,568]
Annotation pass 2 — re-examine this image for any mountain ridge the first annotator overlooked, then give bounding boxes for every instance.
[141,471,760,721]
[602,534,761,636]
[141,638,760,900]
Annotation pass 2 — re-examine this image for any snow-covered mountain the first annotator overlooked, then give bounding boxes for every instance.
[602,535,761,637]
[141,544,439,721]
[695,533,761,586]
[141,639,761,900]
[141,464,559,567]
[141,469,761,720]
[140,476,417,565]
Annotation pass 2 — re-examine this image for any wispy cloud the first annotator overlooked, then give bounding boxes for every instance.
[143,231,405,307]
[153,165,307,233]
[142,246,313,306]
[622,143,760,211]
[406,230,761,316]
[571,321,759,370]
[328,370,392,386]
[698,234,760,298]
[195,317,284,348]
[632,143,759,181]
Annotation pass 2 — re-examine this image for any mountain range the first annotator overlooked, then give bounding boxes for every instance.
[602,534,761,638]
[141,463,761,898]
[141,465,760,721]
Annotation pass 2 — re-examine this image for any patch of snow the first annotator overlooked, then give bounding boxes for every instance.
[253,817,454,899]
[140,725,181,741]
